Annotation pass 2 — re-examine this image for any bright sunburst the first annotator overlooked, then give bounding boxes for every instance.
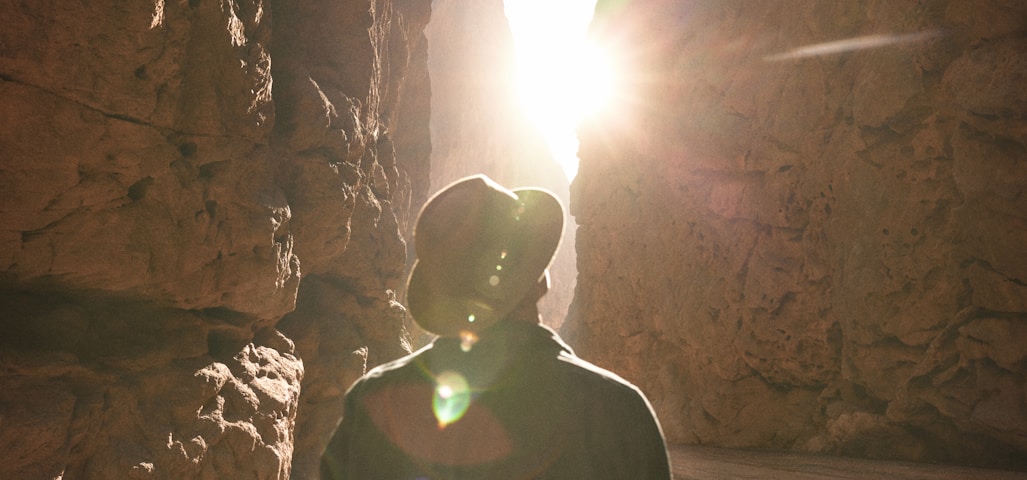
[505,0,613,181]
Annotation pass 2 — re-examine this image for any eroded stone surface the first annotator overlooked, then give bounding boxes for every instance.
[568,0,1027,470]
[0,292,302,479]
[0,0,431,478]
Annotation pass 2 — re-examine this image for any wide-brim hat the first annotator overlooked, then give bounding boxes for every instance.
[406,175,564,337]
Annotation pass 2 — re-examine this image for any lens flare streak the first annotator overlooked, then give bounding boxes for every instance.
[763,31,941,61]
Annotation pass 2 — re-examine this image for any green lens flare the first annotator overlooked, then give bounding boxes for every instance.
[433,371,471,428]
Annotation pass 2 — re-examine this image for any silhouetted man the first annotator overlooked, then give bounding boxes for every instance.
[321,174,671,479]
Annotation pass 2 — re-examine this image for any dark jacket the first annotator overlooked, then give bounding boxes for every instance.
[321,320,671,479]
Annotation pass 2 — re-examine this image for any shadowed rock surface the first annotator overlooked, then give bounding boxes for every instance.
[567,0,1027,471]
[0,0,430,478]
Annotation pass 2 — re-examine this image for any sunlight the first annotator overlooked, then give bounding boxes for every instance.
[505,0,612,181]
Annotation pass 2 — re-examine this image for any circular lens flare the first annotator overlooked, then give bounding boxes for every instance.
[433,371,471,428]
[460,330,479,352]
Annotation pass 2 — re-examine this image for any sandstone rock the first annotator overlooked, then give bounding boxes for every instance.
[268,0,433,477]
[0,382,76,479]
[0,0,296,321]
[0,292,302,479]
[1,0,432,478]
[943,38,1027,117]
[569,0,1027,470]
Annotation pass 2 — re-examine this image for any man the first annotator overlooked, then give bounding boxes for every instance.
[321,175,671,479]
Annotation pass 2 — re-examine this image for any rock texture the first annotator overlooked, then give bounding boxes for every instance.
[269,1,432,477]
[5,0,1025,476]
[0,0,431,478]
[567,0,1027,471]
[426,0,576,330]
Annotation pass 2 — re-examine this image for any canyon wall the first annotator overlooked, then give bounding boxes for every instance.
[566,0,1027,470]
[0,0,431,478]
[4,0,1025,476]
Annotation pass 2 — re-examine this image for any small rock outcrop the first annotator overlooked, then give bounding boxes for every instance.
[568,0,1027,470]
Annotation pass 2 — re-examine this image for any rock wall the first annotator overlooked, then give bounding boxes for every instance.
[0,0,431,478]
[567,0,1027,470]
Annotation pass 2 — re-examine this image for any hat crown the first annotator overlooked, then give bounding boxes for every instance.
[406,175,563,337]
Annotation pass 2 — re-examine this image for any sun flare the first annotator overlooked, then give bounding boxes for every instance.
[505,0,612,181]
[515,40,614,124]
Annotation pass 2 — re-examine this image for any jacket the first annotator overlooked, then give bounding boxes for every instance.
[320,320,672,479]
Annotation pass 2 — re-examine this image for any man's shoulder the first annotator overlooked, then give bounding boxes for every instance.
[530,325,646,399]
[554,349,646,398]
[347,344,432,394]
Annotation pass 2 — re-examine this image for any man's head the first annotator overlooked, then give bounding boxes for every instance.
[406,175,563,337]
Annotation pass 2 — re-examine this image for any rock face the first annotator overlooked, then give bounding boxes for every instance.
[567,0,1027,470]
[5,0,1025,476]
[0,0,431,478]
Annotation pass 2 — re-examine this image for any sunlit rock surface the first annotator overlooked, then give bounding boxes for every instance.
[567,0,1026,470]
[0,0,431,478]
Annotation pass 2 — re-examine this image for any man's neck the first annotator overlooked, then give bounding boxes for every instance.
[505,303,541,325]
